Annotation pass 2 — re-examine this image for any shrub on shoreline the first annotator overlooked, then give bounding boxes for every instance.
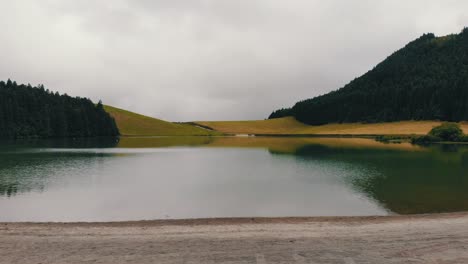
[411,123,467,144]
[375,135,406,143]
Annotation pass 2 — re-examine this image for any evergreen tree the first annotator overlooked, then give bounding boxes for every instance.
[0,81,119,138]
[269,28,468,125]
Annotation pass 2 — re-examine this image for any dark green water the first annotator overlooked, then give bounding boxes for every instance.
[1,137,467,222]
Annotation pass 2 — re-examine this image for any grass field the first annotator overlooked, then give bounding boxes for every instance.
[196,117,468,136]
[104,106,221,136]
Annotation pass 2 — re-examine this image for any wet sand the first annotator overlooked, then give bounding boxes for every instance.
[1,213,468,264]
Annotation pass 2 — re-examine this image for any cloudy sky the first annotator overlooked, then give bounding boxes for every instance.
[1,1,467,121]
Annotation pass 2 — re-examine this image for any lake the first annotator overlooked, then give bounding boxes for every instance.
[1,137,468,222]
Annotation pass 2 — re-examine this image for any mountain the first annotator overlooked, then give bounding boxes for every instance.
[0,80,119,138]
[269,28,468,125]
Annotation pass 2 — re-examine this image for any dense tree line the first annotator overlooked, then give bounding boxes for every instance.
[269,28,468,125]
[268,108,293,119]
[0,80,119,138]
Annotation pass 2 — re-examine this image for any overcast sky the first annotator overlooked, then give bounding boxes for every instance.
[1,1,467,121]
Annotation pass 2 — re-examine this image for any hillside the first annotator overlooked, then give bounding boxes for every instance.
[270,28,468,125]
[104,106,221,136]
[196,117,468,136]
[0,80,118,138]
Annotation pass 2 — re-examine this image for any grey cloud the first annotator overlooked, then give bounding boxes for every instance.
[1,0,468,121]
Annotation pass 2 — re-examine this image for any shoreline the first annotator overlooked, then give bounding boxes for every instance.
[2,212,468,263]
[3,211,467,227]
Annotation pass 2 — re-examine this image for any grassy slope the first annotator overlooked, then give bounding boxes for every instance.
[103,105,468,137]
[104,106,221,136]
[196,117,468,136]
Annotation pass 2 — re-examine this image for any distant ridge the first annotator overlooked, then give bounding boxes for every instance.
[270,28,468,125]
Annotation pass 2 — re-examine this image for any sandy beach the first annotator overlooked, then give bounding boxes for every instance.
[1,213,468,264]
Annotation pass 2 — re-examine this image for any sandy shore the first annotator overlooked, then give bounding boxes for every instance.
[1,213,468,264]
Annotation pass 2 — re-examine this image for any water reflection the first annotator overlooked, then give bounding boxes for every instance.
[276,143,468,214]
[0,151,118,197]
[1,136,467,221]
[119,137,468,215]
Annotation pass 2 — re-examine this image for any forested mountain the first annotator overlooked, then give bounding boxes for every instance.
[269,28,468,125]
[0,80,119,138]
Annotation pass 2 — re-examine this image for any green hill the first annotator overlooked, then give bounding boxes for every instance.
[270,28,468,125]
[104,105,221,136]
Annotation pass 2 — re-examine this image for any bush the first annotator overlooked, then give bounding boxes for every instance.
[375,135,405,143]
[411,123,466,145]
[411,135,441,145]
[428,123,463,141]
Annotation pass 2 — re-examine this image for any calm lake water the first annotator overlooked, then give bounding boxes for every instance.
[1,137,468,222]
